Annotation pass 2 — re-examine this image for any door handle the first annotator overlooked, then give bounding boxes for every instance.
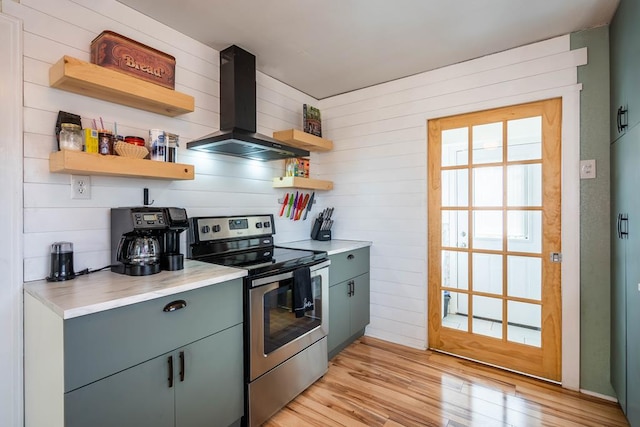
[179,351,185,382]
[168,355,174,388]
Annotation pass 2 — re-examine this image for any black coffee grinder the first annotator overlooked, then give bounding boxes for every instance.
[111,207,168,276]
[160,207,189,271]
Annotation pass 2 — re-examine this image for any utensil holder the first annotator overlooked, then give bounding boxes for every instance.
[310,218,331,241]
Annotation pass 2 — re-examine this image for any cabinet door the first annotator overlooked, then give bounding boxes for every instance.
[175,324,244,427]
[349,273,371,336]
[610,0,640,141]
[328,282,351,356]
[611,136,628,411]
[623,126,640,426]
[64,352,174,427]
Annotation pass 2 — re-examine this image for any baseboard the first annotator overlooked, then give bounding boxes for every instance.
[579,388,618,403]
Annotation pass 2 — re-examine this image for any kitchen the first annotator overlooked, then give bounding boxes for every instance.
[0,0,627,426]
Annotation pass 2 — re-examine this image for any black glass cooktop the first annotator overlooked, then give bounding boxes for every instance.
[192,246,326,277]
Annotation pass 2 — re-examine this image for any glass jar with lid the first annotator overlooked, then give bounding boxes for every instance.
[59,123,83,151]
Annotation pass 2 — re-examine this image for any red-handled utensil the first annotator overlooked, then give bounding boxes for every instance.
[296,193,310,220]
[279,193,289,217]
[303,192,315,220]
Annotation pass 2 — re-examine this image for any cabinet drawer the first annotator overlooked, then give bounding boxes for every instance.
[64,279,242,392]
[329,247,370,286]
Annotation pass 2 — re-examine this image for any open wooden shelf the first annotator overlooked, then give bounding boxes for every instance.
[49,56,195,117]
[49,150,194,180]
[272,176,333,191]
[273,129,333,152]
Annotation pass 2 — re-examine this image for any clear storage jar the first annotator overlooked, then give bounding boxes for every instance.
[59,123,83,151]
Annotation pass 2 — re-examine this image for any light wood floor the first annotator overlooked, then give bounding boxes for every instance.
[264,337,629,427]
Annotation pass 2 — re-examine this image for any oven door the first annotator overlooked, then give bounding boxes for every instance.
[249,260,330,381]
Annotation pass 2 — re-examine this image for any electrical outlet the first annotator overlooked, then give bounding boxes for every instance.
[71,175,91,199]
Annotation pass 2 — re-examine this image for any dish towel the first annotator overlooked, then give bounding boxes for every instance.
[293,267,313,318]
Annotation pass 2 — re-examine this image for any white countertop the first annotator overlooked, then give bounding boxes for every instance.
[24,260,247,320]
[279,239,372,255]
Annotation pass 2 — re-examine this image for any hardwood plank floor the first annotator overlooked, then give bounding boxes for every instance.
[264,337,629,427]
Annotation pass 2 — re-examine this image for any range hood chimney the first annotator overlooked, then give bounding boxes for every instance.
[187,45,309,161]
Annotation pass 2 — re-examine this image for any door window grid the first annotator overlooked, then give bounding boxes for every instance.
[439,116,544,344]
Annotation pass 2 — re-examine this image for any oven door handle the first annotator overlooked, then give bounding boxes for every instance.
[251,260,331,288]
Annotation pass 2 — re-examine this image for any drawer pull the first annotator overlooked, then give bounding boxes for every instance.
[168,356,174,388]
[163,300,187,312]
[347,254,355,260]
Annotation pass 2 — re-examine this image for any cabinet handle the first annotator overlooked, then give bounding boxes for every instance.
[168,356,174,388]
[179,351,185,382]
[347,254,355,260]
[618,213,623,239]
[617,106,628,133]
[621,214,629,239]
[163,300,187,312]
[347,280,355,297]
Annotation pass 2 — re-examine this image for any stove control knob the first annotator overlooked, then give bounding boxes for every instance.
[201,225,210,234]
[256,222,262,228]
[212,224,221,233]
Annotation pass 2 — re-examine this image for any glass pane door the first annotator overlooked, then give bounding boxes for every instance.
[428,98,562,381]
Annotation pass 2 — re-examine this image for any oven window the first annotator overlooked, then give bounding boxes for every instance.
[263,275,322,355]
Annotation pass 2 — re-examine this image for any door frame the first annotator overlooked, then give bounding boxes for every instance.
[424,88,581,390]
[0,12,24,427]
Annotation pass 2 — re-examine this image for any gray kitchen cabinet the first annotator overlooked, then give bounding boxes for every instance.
[610,0,640,143]
[611,3,640,424]
[611,125,640,427]
[327,247,370,359]
[25,278,244,427]
[65,325,243,427]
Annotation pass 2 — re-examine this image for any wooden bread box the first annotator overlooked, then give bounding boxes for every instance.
[90,30,176,89]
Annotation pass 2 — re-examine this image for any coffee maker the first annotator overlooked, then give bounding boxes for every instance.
[111,207,189,276]
[111,207,167,276]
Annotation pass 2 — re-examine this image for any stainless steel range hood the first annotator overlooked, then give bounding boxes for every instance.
[187,45,309,161]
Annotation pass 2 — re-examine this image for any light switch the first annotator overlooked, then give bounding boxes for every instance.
[580,159,596,179]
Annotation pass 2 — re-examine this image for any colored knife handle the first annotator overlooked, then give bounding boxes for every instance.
[279,195,289,217]
[286,193,294,217]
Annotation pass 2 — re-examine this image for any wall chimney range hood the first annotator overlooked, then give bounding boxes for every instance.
[187,45,309,161]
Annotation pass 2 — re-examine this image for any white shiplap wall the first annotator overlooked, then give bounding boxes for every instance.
[4,0,319,282]
[316,36,586,352]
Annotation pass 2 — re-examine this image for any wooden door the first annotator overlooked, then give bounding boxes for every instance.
[428,98,562,381]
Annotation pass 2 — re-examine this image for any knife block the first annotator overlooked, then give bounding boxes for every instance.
[310,218,331,241]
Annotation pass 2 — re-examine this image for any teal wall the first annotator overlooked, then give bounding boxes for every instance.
[571,26,615,397]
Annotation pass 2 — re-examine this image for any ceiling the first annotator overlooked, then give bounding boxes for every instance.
[117,0,619,99]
